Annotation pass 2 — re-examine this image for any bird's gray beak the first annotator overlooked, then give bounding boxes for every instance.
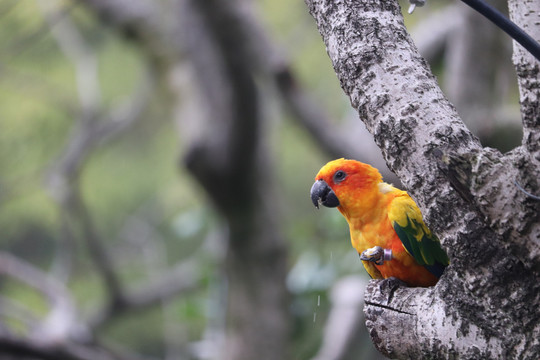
[310,179,340,209]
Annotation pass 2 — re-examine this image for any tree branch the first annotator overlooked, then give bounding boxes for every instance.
[223,0,397,180]
[311,276,384,360]
[410,4,464,63]
[0,296,40,329]
[76,0,176,63]
[176,1,291,359]
[88,259,201,331]
[0,252,82,343]
[46,63,155,314]
[508,0,540,161]
[305,0,540,358]
[41,0,163,333]
[37,0,101,113]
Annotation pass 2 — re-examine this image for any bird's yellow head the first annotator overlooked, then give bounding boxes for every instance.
[310,158,382,212]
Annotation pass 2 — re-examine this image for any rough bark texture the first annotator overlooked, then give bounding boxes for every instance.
[305,0,540,358]
[508,0,540,161]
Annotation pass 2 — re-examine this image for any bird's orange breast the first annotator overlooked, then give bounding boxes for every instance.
[348,211,438,287]
[375,243,439,287]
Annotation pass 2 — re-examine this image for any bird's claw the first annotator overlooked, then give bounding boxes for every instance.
[360,246,392,265]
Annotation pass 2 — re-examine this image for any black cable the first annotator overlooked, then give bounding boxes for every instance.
[461,0,540,61]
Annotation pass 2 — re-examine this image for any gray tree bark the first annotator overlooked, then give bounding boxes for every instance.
[305,0,540,358]
[508,0,540,161]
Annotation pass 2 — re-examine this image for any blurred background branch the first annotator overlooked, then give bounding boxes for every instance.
[0,251,79,342]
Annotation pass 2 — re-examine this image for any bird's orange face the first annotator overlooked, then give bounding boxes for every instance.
[310,158,382,211]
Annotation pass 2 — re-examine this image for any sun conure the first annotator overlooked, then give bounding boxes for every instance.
[310,158,449,287]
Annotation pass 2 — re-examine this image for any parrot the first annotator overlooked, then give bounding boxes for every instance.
[310,158,449,287]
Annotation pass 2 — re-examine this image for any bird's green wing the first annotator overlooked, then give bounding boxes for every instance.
[388,194,449,277]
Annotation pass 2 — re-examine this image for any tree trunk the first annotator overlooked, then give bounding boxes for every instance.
[176,1,292,359]
[79,1,292,359]
[305,0,540,358]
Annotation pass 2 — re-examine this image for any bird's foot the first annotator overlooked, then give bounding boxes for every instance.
[360,246,393,265]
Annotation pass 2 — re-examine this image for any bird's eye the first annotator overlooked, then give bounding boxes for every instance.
[333,170,346,183]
